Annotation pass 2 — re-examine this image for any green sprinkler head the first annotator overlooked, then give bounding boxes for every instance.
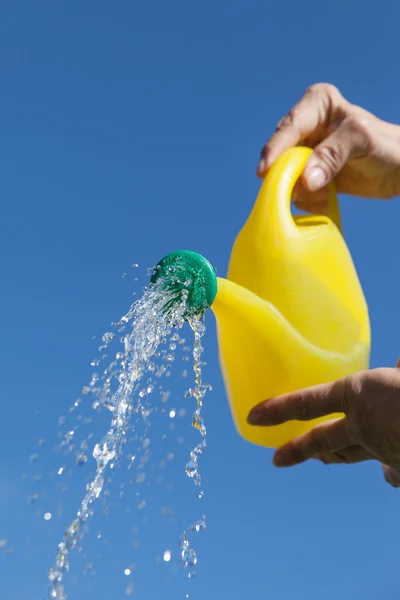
[150,250,218,319]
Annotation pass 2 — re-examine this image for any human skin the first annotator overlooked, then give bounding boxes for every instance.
[249,83,400,487]
[247,361,400,487]
[257,82,400,211]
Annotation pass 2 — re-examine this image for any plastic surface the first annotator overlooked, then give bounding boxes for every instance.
[151,250,218,318]
[211,146,370,448]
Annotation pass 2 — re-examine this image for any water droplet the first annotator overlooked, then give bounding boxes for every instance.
[44,512,52,521]
[185,458,197,478]
[136,472,146,484]
[161,391,170,403]
[124,568,131,576]
[140,407,150,420]
[169,410,176,419]
[76,453,88,467]
[102,332,115,344]
[163,550,172,562]
[125,582,135,596]
[181,547,197,569]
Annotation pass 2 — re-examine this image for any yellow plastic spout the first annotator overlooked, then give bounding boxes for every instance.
[211,146,370,448]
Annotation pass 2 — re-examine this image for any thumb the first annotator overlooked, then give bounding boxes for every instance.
[382,464,400,488]
[302,116,370,192]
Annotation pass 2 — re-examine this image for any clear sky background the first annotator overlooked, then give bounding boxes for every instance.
[1,1,400,599]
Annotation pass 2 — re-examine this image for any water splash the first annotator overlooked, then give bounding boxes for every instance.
[179,518,206,579]
[48,279,190,599]
[180,315,211,578]
[184,316,209,488]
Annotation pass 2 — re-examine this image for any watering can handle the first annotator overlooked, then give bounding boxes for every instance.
[261,146,342,236]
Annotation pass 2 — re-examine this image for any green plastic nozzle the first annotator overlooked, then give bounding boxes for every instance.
[150,250,217,319]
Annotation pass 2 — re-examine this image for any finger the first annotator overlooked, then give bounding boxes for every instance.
[247,377,351,426]
[382,464,400,488]
[396,358,400,369]
[315,445,376,465]
[292,181,330,215]
[257,83,345,176]
[302,115,372,192]
[272,418,352,467]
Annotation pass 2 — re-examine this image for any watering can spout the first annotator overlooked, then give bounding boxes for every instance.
[150,250,218,319]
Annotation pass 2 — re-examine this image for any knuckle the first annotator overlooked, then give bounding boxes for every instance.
[344,115,374,151]
[309,426,330,453]
[294,391,312,420]
[276,108,297,132]
[333,450,351,464]
[314,143,343,173]
[318,454,330,465]
[305,82,340,99]
[337,375,360,412]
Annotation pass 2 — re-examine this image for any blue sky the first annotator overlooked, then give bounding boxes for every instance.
[1,1,400,598]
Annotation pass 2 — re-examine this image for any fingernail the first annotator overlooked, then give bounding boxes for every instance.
[292,181,302,202]
[273,452,285,467]
[305,166,326,191]
[247,404,272,425]
[257,158,266,176]
[247,408,262,425]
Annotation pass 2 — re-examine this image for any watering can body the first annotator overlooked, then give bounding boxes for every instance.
[211,147,370,448]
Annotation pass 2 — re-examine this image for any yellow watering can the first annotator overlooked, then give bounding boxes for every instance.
[151,146,370,448]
